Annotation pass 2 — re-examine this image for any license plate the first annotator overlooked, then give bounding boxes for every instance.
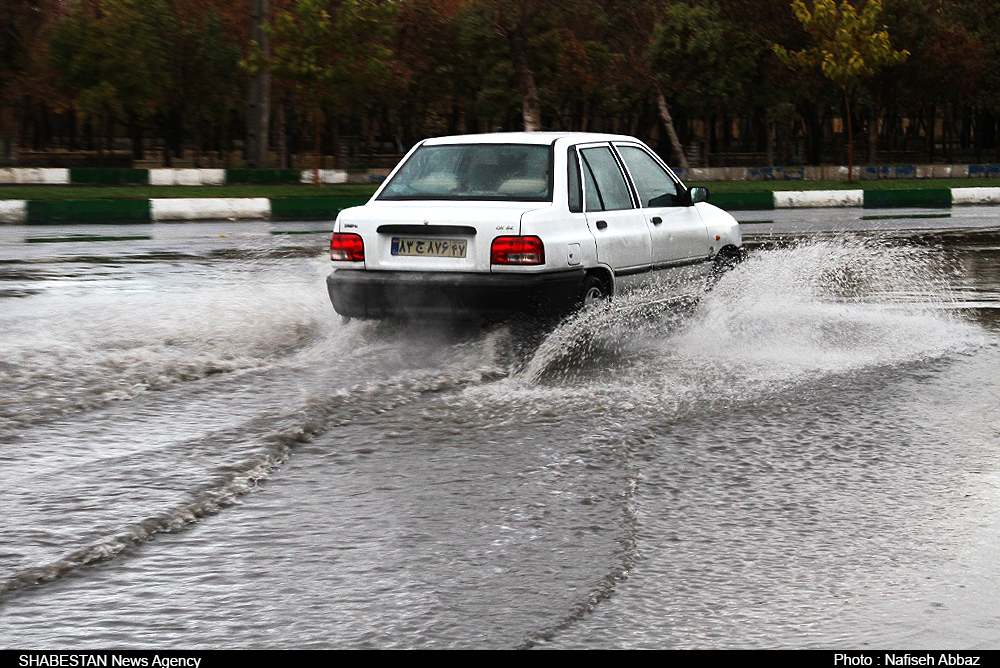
[391,237,467,258]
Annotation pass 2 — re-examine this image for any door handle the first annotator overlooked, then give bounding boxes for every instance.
[596,220,607,231]
[651,216,662,225]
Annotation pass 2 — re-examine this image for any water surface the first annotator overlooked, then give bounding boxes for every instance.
[1,213,999,649]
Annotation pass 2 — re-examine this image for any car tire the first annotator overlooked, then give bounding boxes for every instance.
[714,246,745,272]
[707,246,745,288]
[581,275,608,307]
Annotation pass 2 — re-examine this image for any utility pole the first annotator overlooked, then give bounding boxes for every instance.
[247,0,270,169]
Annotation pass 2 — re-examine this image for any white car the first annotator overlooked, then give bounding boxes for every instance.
[326,132,742,319]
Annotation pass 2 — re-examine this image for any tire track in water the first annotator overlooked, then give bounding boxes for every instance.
[2,236,990,645]
[504,237,993,646]
[0,357,507,605]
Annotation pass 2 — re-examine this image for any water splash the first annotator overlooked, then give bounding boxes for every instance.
[513,237,986,400]
[0,275,342,437]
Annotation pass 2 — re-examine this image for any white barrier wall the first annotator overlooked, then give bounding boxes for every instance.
[952,187,1000,205]
[299,169,349,184]
[0,168,70,184]
[0,200,27,223]
[774,190,865,208]
[149,169,227,186]
[150,198,270,221]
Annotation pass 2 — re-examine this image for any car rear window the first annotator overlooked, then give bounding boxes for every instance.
[378,144,553,201]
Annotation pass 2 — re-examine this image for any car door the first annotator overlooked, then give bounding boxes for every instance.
[614,143,712,265]
[576,144,651,276]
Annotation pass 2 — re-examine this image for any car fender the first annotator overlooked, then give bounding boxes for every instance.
[695,202,742,254]
[518,207,600,274]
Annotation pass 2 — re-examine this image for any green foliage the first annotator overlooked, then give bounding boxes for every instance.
[246,0,395,106]
[48,0,171,118]
[774,0,909,94]
[452,4,520,124]
[647,1,754,113]
[0,0,45,90]
[165,4,242,125]
[962,0,1000,112]
[775,0,910,174]
[9,0,1000,167]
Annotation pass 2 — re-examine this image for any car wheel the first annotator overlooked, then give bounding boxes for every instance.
[714,246,745,273]
[581,275,608,307]
[708,246,745,288]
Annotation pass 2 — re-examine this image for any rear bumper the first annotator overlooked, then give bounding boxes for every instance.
[326,268,587,319]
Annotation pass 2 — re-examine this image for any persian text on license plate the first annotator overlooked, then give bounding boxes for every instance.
[391,237,467,258]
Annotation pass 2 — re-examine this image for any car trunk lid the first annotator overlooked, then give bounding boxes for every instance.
[341,201,548,272]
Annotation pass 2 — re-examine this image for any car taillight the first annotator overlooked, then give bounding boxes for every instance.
[330,233,364,261]
[491,236,544,265]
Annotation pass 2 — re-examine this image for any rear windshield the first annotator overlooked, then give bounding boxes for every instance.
[378,143,553,201]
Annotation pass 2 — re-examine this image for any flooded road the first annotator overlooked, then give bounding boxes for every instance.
[1,209,999,649]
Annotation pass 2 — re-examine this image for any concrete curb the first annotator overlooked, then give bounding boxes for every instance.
[149,169,226,186]
[270,196,370,220]
[952,187,1000,205]
[4,187,1000,223]
[0,168,70,185]
[0,200,27,223]
[773,190,864,208]
[0,167,359,186]
[150,198,270,221]
[27,199,151,224]
[715,187,1000,210]
[863,189,952,208]
[298,169,349,185]
[0,196,370,224]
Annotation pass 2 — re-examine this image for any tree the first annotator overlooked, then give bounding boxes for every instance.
[246,0,394,181]
[383,0,467,143]
[645,1,754,168]
[1,0,62,151]
[607,0,688,167]
[247,0,270,168]
[458,0,553,133]
[158,0,243,166]
[1,0,48,96]
[49,0,171,157]
[775,0,908,179]
[961,0,1000,160]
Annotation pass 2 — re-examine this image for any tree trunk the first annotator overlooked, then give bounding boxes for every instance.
[507,27,541,132]
[313,99,321,185]
[944,103,954,163]
[247,0,270,168]
[927,103,936,163]
[331,116,340,169]
[868,102,878,165]
[844,90,854,182]
[277,101,288,169]
[69,107,78,152]
[764,114,774,168]
[655,86,689,169]
[130,113,143,162]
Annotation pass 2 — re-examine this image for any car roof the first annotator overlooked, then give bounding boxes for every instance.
[419,132,642,147]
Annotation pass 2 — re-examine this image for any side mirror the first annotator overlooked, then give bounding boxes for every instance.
[689,186,710,204]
